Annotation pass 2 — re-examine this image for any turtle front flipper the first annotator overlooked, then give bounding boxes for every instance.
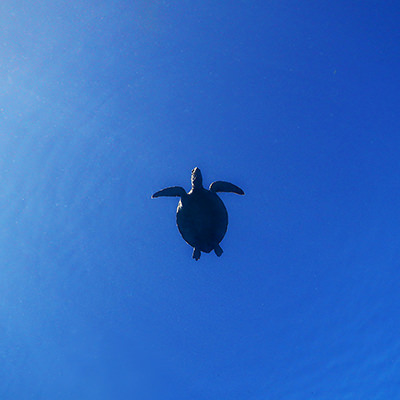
[192,248,201,260]
[209,181,244,195]
[152,186,186,198]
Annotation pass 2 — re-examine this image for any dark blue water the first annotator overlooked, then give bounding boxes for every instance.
[1,2,400,399]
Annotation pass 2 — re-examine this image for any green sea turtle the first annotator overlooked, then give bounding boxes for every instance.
[152,167,244,260]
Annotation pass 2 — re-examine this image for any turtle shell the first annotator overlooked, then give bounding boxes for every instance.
[176,189,228,253]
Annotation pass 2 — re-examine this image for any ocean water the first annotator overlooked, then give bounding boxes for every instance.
[1,2,400,399]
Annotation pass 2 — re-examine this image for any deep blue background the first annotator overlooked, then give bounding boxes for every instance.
[1,1,400,399]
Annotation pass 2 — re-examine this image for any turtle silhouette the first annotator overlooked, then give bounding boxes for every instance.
[152,167,244,260]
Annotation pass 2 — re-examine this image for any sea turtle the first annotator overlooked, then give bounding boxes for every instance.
[152,167,244,260]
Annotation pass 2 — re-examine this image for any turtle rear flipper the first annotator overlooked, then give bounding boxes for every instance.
[192,248,201,260]
[214,244,223,257]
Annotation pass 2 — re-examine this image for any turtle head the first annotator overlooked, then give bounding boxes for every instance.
[191,167,203,189]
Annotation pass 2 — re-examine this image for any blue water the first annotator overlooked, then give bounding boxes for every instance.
[1,2,400,399]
